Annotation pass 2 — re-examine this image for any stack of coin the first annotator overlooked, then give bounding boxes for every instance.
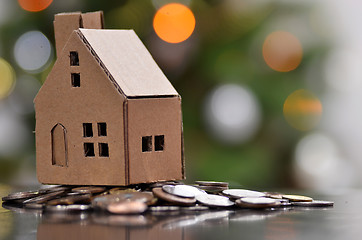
[1,181,334,215]
[194,181,229,193]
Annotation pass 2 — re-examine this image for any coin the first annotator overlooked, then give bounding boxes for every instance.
[235,197,281,208]
[264,192,284,199]
[45,204,91,212]
[39,185,72,194]
[152,187,196,206]
[107,201,148,214]
[196,185,228,193]
[195,181,229,187]
[222,189,266,199]
[72,186,106,194]
[291,200,334,207]
[149,181,183,189]
[282,194,313,202]
[162,185,206,198]
[47,193,91,205]
[196,194,234,207]
[149,206,181,212]
[2,190,40,202]
[180,205,209,212]
[23,190,65,204]
[24,203,45,209]
[109,188,138,195]
[92,192,154,210]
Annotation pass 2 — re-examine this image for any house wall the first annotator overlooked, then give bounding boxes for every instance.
[126,97,183,184]
[34,32,126,185]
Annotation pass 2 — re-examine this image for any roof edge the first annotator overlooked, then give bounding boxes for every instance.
[75,29,127,98]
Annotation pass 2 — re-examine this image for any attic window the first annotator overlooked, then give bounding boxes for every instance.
[155,135,164,151]
[83,123,93,137]
[99,143,109,157]
[142,136,152,152]
[98,123,107,136]
[84,143,95,157]
[71,73,80,87]
[70,51,79,66]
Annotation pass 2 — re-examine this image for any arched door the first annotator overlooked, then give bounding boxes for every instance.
[51,123,68,167]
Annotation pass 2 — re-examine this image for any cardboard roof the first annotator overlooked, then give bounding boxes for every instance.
[78,29,179,98]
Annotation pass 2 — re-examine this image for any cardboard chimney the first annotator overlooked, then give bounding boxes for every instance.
[34,11,185,185]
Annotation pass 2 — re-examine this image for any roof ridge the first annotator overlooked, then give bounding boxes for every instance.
[75,29,127,97]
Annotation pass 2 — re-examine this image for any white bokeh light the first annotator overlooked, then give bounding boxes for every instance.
[0,104,29,156]
[14,31,52,72]
[324,48,362,92]
[204,84,261,144]
[294,132,355,190]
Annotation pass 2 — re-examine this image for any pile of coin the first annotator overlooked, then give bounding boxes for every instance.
[1,181,334,214]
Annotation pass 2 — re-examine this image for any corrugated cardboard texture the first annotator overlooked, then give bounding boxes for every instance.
[126,97,183,184]
[35,32,126,185]
[79,29,178,97]
[81,11,104,29]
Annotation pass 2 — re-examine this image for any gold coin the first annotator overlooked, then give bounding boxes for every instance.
[282,194,313,202]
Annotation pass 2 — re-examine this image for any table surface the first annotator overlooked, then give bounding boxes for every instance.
[0,185,361,240]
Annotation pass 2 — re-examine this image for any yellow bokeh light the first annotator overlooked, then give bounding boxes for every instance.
[0,58,16,100]
[18,0,53,12]
[283,89,322,131]
[263,31,303,72]
[153,3,196,43]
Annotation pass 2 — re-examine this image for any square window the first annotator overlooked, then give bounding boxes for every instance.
[99,143,109,157]
[71,73,80,87]
[70,51,79,66]
[142,136,152,152]
[83,123,93,137]
[155,135,164,151]
[84,143,95,157]
[98,122,107,136]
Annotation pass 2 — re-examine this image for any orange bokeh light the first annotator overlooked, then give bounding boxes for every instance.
[153,3,196,44]
[263,31,303,72]
[18,0,53,12]
[283,89,322,131]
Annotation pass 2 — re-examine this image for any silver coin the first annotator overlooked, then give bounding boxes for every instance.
[222,189,266,199]
[24,203,44,209]
[196,185,228,193]
[45,204,91,212]
[196,194,234,207]
[2,190,40,201]
[39,185,72,194]
[72,186,106,194]
[152,187,196,206]
[23,190,65,204]
[236,197,280,208]
[149,206,181,212]
[162,185,206,198]
[291,200,334,207]
[195,181,229,187]
[180,205,209,212]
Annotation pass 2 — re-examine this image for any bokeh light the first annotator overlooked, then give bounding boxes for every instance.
[0,105,29,156]
[153,3,196,43]
[14,31,52,72]
[283,89,322,131]
[18,0,53,12]
[8,75,40,115]
[263,31,303,72]
[152,0,191,9]
[294,132,354,189]
[204,84,261,144]
[0,58,16,100]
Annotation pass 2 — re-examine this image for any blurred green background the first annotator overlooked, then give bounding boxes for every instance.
[1,0,358,190]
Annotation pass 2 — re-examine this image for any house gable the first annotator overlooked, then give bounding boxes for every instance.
[35,30,127,185]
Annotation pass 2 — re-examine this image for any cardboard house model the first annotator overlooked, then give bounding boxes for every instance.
[34,11,185,186]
